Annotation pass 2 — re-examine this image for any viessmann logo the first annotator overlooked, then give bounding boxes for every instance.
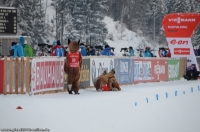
[170,39,188,45]
[168,17,196,23]
[174,48,190,55]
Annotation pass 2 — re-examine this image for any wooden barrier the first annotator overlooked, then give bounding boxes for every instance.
[3,57,31,94]
[180,57,187,78]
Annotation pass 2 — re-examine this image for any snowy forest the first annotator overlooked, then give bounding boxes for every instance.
[1,0,200,46]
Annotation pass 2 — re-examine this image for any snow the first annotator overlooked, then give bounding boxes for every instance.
[103,17,159,57]
[0,80,200,132]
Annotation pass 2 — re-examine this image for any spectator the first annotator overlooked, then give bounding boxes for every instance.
[12,36,26,58]
[198,46,200,56]
[101,45,113,56]
[184,64,200,80]
[24,41,33,57]
[128,46,135,56]
[10,42,17,56]
[88,46,96,56]
[51,40,65,56]
[80,43,87,56]
[144,47,152,57]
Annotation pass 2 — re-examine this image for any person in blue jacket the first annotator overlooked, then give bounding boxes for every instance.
[12,36,26,58]
[88,46,96,56]
[80,43,87,56]
[144,47,152,57]
[128,46,135,56]
[101,45,113,56]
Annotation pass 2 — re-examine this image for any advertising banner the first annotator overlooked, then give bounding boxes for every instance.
[167,59,180,81]
[0,60,4,94]
[90,57,114,86]
[31,57,65,94]
[114,58,133,84]
[151,59,168,82]
[134,59,153,83]
[80,58,90,88]
[162,13,200,70]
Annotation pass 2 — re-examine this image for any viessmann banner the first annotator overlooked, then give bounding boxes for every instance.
[162,13,200,70]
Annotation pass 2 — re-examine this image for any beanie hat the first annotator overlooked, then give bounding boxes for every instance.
[53,40,57,45]
[57,40,61,46]
[19,36,25,44]
[80,43,84,46]
[105,45,110,48]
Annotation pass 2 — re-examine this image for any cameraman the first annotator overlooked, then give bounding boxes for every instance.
[101,45,114,56]
[128,46,135,56]
[88,46,96,56]
[80,43,87,56]
[144,47,153,57]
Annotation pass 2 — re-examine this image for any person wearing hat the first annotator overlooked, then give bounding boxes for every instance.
[128,46,135,56]
[184,64,200,80]
[24,40,33,57]
[101,45,113,56]
[88,46,96,56]
[12,36,26,58]
[144,46,152,57]
[51,40,66,56]
[80,43,87,56]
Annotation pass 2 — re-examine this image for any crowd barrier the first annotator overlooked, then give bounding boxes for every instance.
[0,56,188,95]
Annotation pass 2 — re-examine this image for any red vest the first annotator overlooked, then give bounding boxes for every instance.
[101,84,110,91]
[68,51,80,67]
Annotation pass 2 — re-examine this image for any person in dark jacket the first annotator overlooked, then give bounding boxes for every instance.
[101,45,113,56]
[80,43,87,56]
[184,64,200,80]
[88,46,96,56]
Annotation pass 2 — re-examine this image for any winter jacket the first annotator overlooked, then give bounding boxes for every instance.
[80,46,87,56]
[88,49,96,56]
[51,45,65,56]
[129,49,135,56]
[101,48,113,56]
[144,50,152,57]
[24,44,33,57]
[12,43,26,58]
[187,66,197,72]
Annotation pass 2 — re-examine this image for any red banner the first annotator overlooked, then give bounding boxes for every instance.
[31,58,65,93]
[162,13,200,70]
[134,59,168,83]
[151,59,168,82]
[0,60,4,94]
[162,13,200,38]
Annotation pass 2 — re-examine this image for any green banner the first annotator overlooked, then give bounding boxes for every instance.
[168,59,180,81]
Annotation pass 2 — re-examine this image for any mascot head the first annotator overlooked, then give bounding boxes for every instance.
[68,39,80,52]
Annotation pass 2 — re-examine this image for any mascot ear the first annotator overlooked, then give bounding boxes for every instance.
[78,40,80,45]
[68,39,71,45]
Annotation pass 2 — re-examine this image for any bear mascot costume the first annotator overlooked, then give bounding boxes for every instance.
[64,39,82,94]
[94,69,121,91]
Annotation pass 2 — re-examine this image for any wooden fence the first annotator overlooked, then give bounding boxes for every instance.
[3,57,31,95]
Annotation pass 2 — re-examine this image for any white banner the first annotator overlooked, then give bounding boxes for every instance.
[167,37,199,71]
[90,57,114,86]
[31,57,65,94]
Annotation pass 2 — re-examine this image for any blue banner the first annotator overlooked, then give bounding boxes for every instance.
[115,58,131,84]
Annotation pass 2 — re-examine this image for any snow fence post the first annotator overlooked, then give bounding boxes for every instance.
[146,98,149,103]
[134,102,137,106]
[156,94,159,100]
[165,92,168,98]
[191,87,193,93]
[175,91,178,96]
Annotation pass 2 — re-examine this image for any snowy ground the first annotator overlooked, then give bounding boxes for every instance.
[0,79,200,132]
